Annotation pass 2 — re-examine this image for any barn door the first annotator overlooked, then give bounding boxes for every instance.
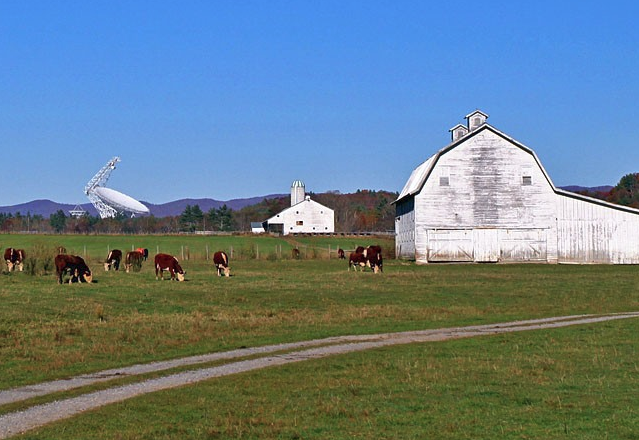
[473,229,499,262]
[427,229,473,262]
[500,229,547,262]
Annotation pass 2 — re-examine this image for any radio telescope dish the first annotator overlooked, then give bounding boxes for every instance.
[84,157,150,218]
[93,187,150,215]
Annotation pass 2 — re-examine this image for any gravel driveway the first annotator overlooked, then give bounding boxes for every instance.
[1,312,638,438]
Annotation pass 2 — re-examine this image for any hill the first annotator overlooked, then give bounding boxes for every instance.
[0,195,286,218]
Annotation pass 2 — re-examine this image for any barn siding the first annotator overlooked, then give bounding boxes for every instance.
[413,130,557,263]
[396,120,639,264]
[557,195,639,263]
[266,199,334,235]
[395,198,415,259]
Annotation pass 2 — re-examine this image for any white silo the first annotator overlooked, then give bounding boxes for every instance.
[291,180,305,206]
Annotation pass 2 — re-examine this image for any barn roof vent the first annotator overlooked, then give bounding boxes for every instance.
[449,124,469,142]
[465,110,489,131]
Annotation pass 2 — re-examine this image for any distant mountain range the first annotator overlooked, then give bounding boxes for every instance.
[0,186,615,218]
[0,194,286,218]
[559,185,613,193]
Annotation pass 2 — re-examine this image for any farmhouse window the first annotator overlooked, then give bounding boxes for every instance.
[522,175,532,186]
[296,220,304,226]
[439,176,450,186]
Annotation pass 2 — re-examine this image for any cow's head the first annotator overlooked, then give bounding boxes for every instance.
[176,271,185,282]
[222,266,230,277]
[104,262,110,271]
[82,270,93,283]
[6,261,14,272]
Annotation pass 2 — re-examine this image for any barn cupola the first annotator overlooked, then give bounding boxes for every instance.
[291,180,305,206]
[465,110,489,131]
[449,124,469,142]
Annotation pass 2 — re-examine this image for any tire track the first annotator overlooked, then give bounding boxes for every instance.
[1,312,638,438]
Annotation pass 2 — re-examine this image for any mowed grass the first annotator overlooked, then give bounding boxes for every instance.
[1,234,639,438]
[23,320,639,439]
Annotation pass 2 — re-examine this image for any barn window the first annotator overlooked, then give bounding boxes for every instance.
[296,220,303,226]
[439,176,449,186]
[522,175,532,185]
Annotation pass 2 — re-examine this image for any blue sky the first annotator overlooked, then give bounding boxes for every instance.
[2,1,639,205]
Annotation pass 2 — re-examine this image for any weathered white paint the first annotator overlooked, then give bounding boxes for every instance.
[265,197,335,235]
[395,113,639,264]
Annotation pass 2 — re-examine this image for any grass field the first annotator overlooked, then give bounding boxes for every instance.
[1,234,638,439]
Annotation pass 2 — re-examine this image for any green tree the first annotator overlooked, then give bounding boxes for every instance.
[49,210,67,233]
[607,173,639,208]
[207,205,234,231]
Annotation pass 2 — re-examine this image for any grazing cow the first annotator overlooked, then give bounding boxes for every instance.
[348,251,367,271]
[104,249,122,271]
[55,254,93,284]
[337,248,345,259]
[135,248,149,261]
[366,245,383,273]
[213,251,230,277]
[125,251,144,273]
[4,248,25,272]
[292,248,300,259]
[154,253,185,281]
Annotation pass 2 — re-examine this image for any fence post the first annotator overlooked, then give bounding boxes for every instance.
[206,245,209,260]
[256,244,259,260]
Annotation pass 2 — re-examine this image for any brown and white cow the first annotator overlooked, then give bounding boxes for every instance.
[366,245,383,273]
[125,251,144,273]
[213,251,230,277]
[154,253,185,281]
[55,254,93,284]
[348,250,367,271]
[4,248,25,272]
[135,248,149,261]
[104,249,122,271]
[337,248,345,259]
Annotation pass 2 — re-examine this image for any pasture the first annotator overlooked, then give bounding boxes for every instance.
[0,234,638,439]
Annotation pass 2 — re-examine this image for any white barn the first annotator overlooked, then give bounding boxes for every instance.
[395,110,639,264]
[263,181,335,235]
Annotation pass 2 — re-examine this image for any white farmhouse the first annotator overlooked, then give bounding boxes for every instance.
[263,181,335,235]
[395,110,639,264]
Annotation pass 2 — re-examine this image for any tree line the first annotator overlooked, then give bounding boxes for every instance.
[574,173,639,208]
[0,190,398,234]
